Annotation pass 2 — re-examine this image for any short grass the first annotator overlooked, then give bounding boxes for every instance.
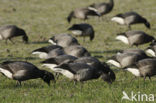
[0,0,156,103]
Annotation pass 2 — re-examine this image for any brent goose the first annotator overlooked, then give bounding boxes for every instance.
[64,45,90,57]
[0,25,28,44]
[48,33,79,47]
[41,55,78,70]
[0,61,55,85]
[67,7,101,23]
[125,58,156,81]
[116,30,154,47]
[107,52,148,68]
[88,0,114,16]
[111,11,150,29]
[32,45,64,59]
[54,62,115,83]
[68,23,95,41]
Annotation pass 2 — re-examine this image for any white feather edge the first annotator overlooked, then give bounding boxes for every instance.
[145,49,156,57]
[125,68,141,77]
[116,35,129,45]
[32,52,48,59]
[48,39,57,45]
[0,67,13,79]
[111,17,125,25]
[107,59,121,68]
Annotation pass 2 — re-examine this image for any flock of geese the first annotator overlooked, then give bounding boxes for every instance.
[0,0,155,86]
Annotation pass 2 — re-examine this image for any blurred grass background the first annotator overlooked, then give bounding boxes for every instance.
[0,0,156,103]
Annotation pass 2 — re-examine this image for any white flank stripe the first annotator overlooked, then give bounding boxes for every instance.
[32,52,48,59]
[145,49,156,57]
[107,60,121,68]
[116,35,129,44]
[72,30,82,35]
[0,35,3,40]
[48,39,57,45]
[0,68,13,79]
[88,7,98,12]
[54,67,74,79]
[42,64,57,70]
[126,68,141,77]
[111,17,125,25]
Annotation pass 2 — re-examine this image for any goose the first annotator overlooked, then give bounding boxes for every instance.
[107,52,148,68]
[88,0,114,16]
[0,25,28,44]
[68,23,95,41]
[111,11,150,29]
[125,58,156,81]
[120,48,148,56]
[67,7,101,23]
[0,61,55,86]
[41,55,78,70]
[54,62,114,83]
[32,45,63,59]
[48,33,79,47]
[145,40,156,57]
[64,45,90,57]
[116,30,155,47]
[73,57,116,83]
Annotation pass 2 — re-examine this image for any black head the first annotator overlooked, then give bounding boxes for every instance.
[144,21,150,29]
[23,35,29,43]
[42,71,55,86]
[90,31,94,41]
[67,11,74,23]
[101,70,116,84]
[17,28,28,43]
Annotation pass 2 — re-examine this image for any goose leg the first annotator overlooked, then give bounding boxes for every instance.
[5,40,8,44]
[16,81,22,86]
[130,76,137,83]
[9,39,15,44]
[128,25,131,30]
[148,76,151,81]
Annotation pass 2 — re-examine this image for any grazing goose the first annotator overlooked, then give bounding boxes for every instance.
[32,45,63,59]
[64,45,90,57]
[125,58,156,81]
[41,55,78,70]
[107,52,148,68]
[49,34,79,47]
[68,23,95,41]
[111,11,150,29]
[120,48,148,56]
[145,40,156,57]
[74,57,116,83]
[116,30,155,47]
[0,61,55,85]
[0,25,28,44]
[88,0,114,16]
[67,7,101,23]
[54,62,114,83]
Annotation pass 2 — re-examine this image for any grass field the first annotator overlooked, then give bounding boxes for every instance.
[0,0,156,103]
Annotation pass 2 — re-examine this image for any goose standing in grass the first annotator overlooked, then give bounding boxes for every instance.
[88,0,114,16]
[48,33,79,47]
[0,61,55,86]
[54,62,115,83]
[124,58,156,81]
[41,55,78,70]
[68,23,95,42]
[73,57,116,83]
[67,7,101,23]
[145,40,156,57]
[0,25,28,44]
[64,45,90,57]
[107,52,148,68]
[32,45,64,59]
[111,11,150,29]
[116,30,155,47]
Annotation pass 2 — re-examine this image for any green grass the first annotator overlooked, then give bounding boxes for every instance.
[0,0,156,103]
